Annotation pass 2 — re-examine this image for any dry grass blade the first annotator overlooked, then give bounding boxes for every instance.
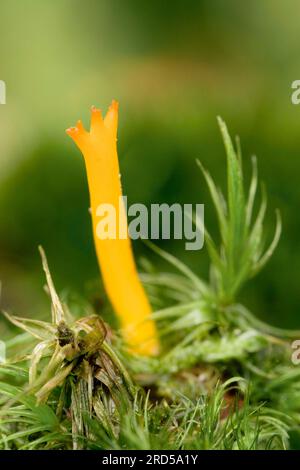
[39,245,65,325]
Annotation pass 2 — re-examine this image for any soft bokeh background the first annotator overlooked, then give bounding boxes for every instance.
[0,0,300,332]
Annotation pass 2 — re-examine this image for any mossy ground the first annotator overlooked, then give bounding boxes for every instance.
[1,121,299,450]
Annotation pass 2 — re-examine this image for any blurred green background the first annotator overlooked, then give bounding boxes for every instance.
[0,0,299,331]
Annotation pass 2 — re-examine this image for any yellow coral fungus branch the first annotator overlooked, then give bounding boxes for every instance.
[66,101,159,356]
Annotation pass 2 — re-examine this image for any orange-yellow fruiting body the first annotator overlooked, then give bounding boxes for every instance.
[66,101,159,356]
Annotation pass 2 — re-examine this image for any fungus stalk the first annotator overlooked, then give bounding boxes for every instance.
[66,101,159,356]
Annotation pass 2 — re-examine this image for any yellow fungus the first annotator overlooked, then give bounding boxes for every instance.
[66,101,159,356]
